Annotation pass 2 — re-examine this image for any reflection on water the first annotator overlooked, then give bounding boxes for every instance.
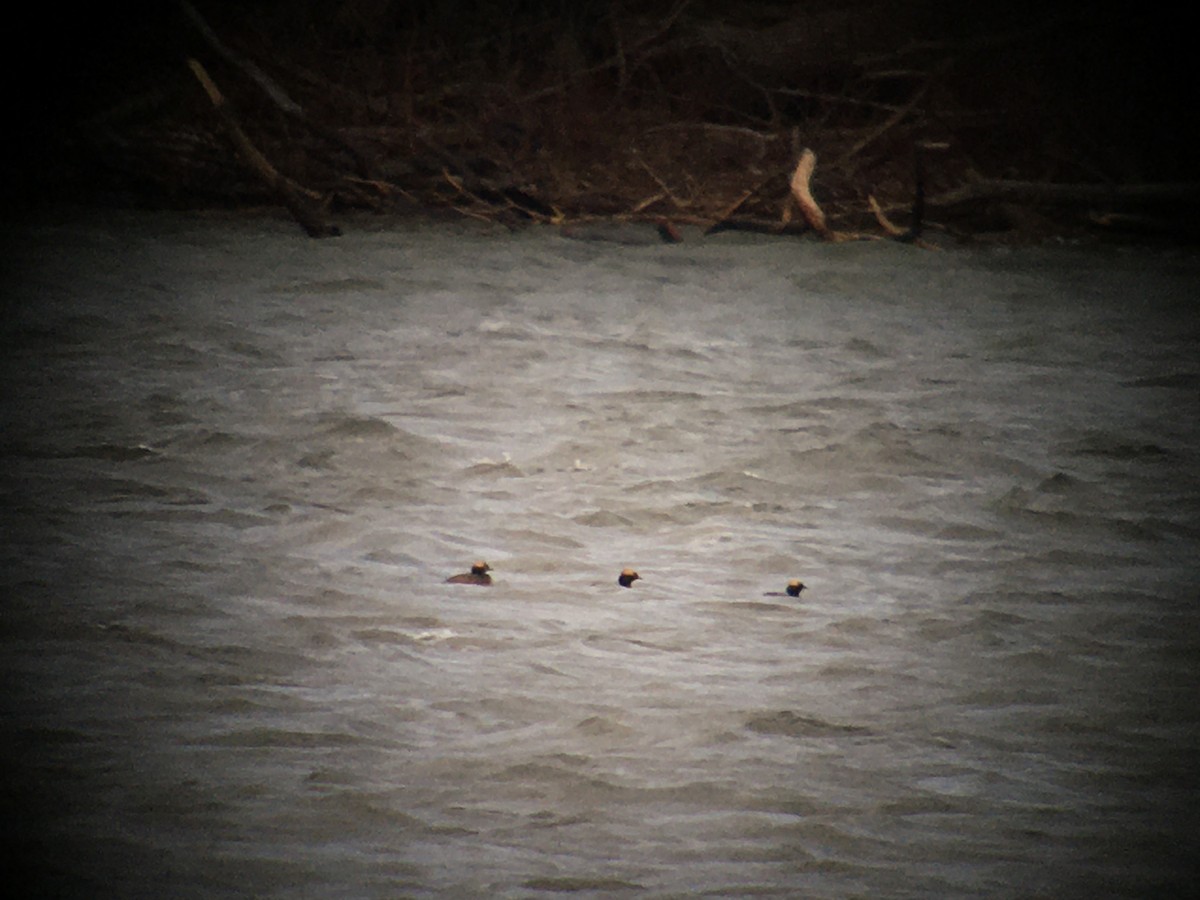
[2,211,1199,897]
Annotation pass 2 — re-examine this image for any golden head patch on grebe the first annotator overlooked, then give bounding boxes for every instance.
[618,568,640,588]
[446,561,492,586]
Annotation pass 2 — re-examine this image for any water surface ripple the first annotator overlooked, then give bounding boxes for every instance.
[3,212,1198,897]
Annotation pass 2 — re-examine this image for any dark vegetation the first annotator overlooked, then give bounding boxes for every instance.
[11,1,1197,241]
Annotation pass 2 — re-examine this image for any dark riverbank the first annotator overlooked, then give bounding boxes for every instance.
[9,2,1196,244]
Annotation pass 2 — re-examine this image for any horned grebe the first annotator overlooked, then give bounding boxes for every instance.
[446,561,492,586]
[764,580,806,598]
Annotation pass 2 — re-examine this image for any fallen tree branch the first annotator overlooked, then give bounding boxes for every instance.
[179,1,300,113]
[872,140,946,245]
[869,196,937,248]
[835,65,943,166]
[869,195,904,236]
[630,191,668,213]
[633,151,690,208]
[789,148,835,239]
[178,0,371,177]
[704,168,785,233]
[713,187,760,224]
[441,168,560,224]
[187,58,339,237]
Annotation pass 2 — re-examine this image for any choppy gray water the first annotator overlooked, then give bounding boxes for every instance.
[2,210,1198,898]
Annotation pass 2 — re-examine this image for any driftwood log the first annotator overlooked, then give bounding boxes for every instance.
[788,149,834,240]
[187,59,339,237]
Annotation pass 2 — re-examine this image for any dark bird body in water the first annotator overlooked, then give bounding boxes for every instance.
[618,568,640,588]
[447,561,492,586]
[764,580,806,598]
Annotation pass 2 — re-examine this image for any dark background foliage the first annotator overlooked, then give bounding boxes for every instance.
[7,1,1194,237]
